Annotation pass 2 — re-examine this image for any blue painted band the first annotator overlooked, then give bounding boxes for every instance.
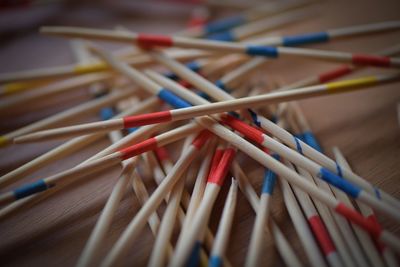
[14,179,49,199]
[335,162,343,177]
[262,154,280,194]
[100,107,114,121]
[228,111,240,118]
[248,109,261,127]
[205,15,246,34]
[209,255,222,267]
[207,31,236,42]
[186,241,202,267]
[197,91,211,101]
[319,168,361,198]
[246,46,279,58]
[374,187,382,199]
[157,88,192,109]
[282,32,330,46]
[271,115,278,123]
[302,131,322,152]
[294,135,303,155]
[215,80,225,91]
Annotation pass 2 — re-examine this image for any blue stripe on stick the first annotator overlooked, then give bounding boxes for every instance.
[294,135,303,155]
[335,162,343,177]
[186,241,202,267]
[209,255,223,267]
[207,31,236,41]
[100,107,114,121]
[157,88,192,109]
[246,46,279,57]
[262,154,280,194]
[205,15,246,34]
[248,109,261,127]
[282,32,330,46]
[318,168,361,198]
[302,131,322,152]
[14,179,49,199]
[164,61,201,80]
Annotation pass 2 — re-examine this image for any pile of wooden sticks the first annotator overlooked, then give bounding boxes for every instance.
[0,1,400,266]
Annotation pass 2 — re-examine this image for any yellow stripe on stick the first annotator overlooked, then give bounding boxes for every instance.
[326,76,379,93]
[74,63,107,74]
[0,136,9,147]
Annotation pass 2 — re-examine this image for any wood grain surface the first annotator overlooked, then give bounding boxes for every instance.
[0,1,399,266]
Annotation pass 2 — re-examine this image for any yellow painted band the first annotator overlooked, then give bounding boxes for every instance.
[74,63,107,74]
[326,76,378,93]
[0,136,9,147]
[3,82,31,94]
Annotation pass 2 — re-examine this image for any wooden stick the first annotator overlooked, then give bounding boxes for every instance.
[100,131,211,267]
[146,51,400,210]
[195,116,400,250]
[231,159,305,267]
[0,97,160,188]
[0,49,210,84]
[0,72,113,112]
[208,179,238,267]
[40,26,400,68]
[0,123,201,206]
[333,148,398,267]
[15,71,400,143]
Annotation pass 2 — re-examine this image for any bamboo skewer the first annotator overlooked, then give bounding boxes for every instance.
[231,160,305,267]
[40,26,400,68]
[208,179,238,267]
[333,148,399,267]
[15,71,400,143]
[0,123,201,206]
[195,116,400,251]
[100,131,212,267]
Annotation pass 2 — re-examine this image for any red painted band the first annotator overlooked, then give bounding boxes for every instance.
[208,148,236,186]
[221,115,264,144]
[351,54,391,67]
[318,65,352,83]
[154,146,170,162]
[335,203,382,238]
[191,130,213,149]
[119,137,158,160]
[367,214,385,252]
[137,34,173,48]
[308,215,336,255]
[208,148,224,180]
[123,111,172,128]
[179,80,192,88]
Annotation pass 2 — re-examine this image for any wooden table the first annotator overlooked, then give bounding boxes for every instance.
[0,1,399,266]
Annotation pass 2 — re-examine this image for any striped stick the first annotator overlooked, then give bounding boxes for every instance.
[288,103,380,267]
[14,72,400,143]
[245,153,279,267]
[0,49,210,84]
[168,146,236,267]
[231,160,305,267]
[0,124,202,206]
[149,51,400,210]
[284,160,348,267]
[40,27,400,68]
[195,116,400,251]
[208,179,238,267]
[222,115,400,222]
[333,148,399,267]
[100,131,212,267]
[178,0,315,37]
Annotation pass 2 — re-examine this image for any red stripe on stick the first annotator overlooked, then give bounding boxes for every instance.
[137,34,173,48]
[208,148,236,186]
[155,146,170,162]
[351,54,391,67]
[208,148,224,179]
[191,130,213,149]
[123,111,172,128]
[367,214,385,252]
[221,115,264,144]
[308,215,336,255]
[318,65,352,83]
[335,203,382,238]
[119,137,158,160]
